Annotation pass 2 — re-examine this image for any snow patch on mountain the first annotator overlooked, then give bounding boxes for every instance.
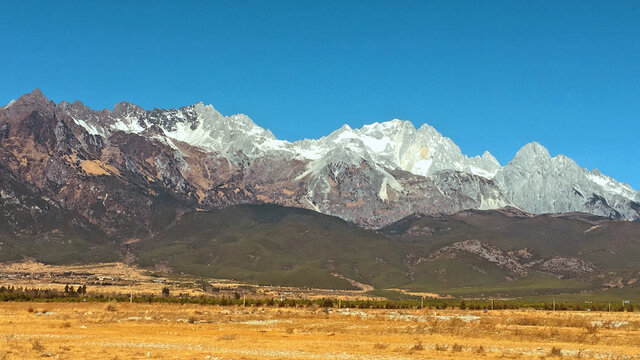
[2,99,15,109]
[587,170,637,200]
[72,103,501,181]
[61,98,638,221]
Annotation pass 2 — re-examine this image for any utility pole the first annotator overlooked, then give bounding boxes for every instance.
[421,296,424,309]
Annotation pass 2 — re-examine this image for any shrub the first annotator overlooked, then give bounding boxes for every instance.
[321,298,334,308]
[434,344,447,351]
[549,347,563,357]
[584,323,599,334]
[30,339,44,352]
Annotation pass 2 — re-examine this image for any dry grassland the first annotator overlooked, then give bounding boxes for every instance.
[0,262,385,301]
[1,302,640,359]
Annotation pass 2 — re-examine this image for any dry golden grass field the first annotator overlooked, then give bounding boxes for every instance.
[0,262,385,301]
[1,302,640,360]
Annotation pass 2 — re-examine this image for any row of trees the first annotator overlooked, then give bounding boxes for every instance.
[0,284,88,298]
[64,284,88,295]
[0,285,635,312]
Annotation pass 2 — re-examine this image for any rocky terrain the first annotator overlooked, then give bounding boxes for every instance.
[1,89,638,242]
[1,89,640,295]
[422,239,595,279]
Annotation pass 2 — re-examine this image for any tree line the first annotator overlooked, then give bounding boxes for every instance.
[0,285,635,312]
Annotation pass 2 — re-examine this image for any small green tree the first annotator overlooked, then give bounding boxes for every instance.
[162,287,170,297]
[459,301,466,310]
[76,284,87,295]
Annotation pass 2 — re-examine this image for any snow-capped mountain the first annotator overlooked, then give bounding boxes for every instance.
[1,89,638,237]
[65,99,503,179]
[494,142,639,219]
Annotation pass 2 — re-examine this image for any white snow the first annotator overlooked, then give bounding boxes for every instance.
[58,99,639,220]
[378,178,389,201]
[587,172,636,200]
[467,166,498,179]
[411,159,433,175]
[360,134,392,153]
[110,116,147,133]
[72,118,108,137]
[2,99,15,109]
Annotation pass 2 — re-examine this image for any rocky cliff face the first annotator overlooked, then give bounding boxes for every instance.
[1,89,637,239]
[494,142,639,220]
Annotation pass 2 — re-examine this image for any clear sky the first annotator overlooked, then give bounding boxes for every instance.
[1,1,638,188]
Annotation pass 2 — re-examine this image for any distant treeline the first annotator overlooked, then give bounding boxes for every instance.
[0,285,635,312]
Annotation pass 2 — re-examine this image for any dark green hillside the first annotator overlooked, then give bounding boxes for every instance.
[133,204,409,290]
[381,208,640,297]
[3,192,640,299]
[382,208,640,270]
[132,205,640,298]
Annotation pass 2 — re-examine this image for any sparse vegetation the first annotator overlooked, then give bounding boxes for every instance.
[549,346,563,357]
[0,302,639,359]
[30,338,44,352]
[1,284,637,314]
[584,323,599,334]
[434,344,447,351]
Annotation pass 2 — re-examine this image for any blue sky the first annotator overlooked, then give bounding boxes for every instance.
[1,1,639,188]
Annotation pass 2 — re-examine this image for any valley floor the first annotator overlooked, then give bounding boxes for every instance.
[1,302,639,359]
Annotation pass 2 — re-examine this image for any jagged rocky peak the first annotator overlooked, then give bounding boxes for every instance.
[2,88,637,227]
[19,88,50,104]
[495,141,639,220]
[0,91,59,130]
[465,151,501,179]
[44,88,501,179]
[112,101,146,118]
[3,88,54,115]
[299,118,501,179]
[510,141,552,164]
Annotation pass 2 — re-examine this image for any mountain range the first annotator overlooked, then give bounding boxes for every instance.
[1,89,639,296]
[2,89,638,237]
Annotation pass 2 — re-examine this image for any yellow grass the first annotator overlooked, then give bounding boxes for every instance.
[79,160,120,176]
[0,262,386,301]
[1,302,640,359]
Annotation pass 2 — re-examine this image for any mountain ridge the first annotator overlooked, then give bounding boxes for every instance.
[1,89,638,238]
